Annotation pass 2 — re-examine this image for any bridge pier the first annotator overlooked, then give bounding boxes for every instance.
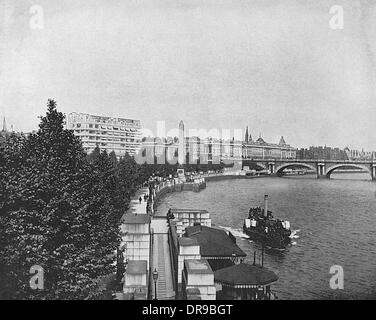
[372,165,376,181]
[268,162,275,175]
[316,162,327,179]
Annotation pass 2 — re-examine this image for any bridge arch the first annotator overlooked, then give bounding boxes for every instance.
[325,164,372,179]
[275,162,317,175]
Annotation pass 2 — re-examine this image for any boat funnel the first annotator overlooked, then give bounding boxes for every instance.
[264,195,268,217]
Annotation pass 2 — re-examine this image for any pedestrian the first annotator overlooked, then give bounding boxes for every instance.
[139,197,142,204]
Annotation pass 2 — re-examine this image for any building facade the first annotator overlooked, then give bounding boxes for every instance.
[344,147,375,161]
[138,122,295,164]
[297,146,349,160]
[191,137,243,164]
[243,130,296,160]
[66,112,142,157]
[140,136,179,164]
[140,135,243,165]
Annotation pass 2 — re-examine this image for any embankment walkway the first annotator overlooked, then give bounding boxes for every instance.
[122,179,208,300]
[126,187,149,215]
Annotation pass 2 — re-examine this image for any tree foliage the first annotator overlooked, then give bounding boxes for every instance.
[0,100,124,299]
[0,99,227,300]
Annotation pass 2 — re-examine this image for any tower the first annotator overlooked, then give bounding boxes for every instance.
[245,126,249,143]
[178,120,185,165]
[2,117,7,132]
[279,136,286,146]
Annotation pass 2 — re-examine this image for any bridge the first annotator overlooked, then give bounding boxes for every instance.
[248,159,376,180]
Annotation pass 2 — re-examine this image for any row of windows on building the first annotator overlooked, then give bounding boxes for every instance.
[66,113,143,157]
[297,146,349,161]
[139,138,296,161]
[71,123,139,132]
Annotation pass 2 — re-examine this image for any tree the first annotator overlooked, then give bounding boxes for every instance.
[108,151,118,167]
[0,132,27,299]
[117,152,139,198]
[86,145,101,164]
[0,100,122,299]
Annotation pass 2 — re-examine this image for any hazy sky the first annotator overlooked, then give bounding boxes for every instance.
[1,0,376,149]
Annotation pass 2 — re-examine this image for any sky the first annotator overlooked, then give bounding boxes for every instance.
[1,0,376,150]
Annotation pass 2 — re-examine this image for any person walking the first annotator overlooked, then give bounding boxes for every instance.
[139,197,142,204]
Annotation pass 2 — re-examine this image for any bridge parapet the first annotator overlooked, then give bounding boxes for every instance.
[254,158,376,181]
[258,158,375,165]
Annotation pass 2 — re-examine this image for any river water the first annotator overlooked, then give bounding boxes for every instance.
[156,173,376,300]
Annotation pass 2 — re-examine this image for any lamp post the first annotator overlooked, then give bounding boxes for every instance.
[153,268,158,300]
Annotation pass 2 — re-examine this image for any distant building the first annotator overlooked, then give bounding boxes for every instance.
[195,137,243,164]
[139,121,243,165]
[140,136,179,164]
[0,117,23,145]
[243,130,296,160]
[344,147,375,161]
[139,122,294,164]
[297,146,349,160]
[2,117,7,133]
[66,112,142,157]
[0,117,7,144]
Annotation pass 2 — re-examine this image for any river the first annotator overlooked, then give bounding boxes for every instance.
[155,173,376,300]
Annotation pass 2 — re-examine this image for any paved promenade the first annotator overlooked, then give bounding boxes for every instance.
[122,183,180,300]
[127,187,149,215]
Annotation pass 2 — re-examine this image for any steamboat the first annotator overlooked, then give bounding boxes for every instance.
[243,195,292,250]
